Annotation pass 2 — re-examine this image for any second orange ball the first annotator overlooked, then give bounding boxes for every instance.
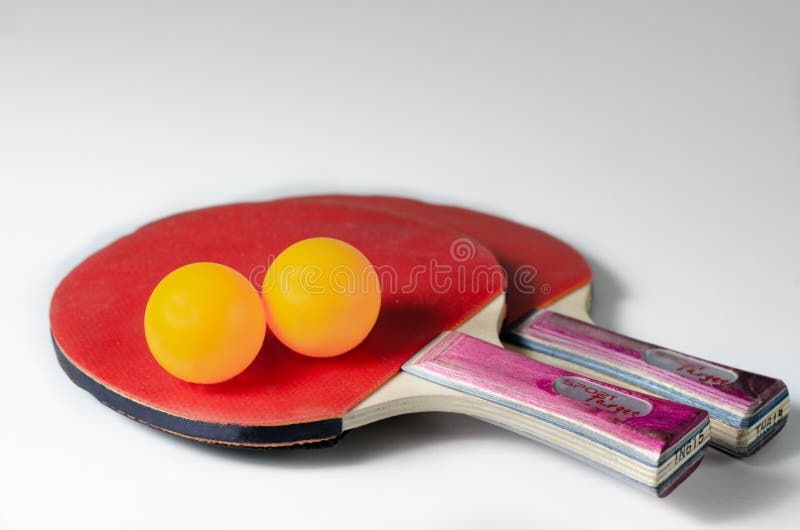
[262,237,382,358]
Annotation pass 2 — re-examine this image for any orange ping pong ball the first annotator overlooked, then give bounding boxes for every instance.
[144,262,266,384]
[262,237,382,358]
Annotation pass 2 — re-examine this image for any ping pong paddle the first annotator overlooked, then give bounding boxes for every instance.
[50,199,709,496]
[300,195,789,457]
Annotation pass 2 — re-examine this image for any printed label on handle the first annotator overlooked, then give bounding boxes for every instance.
[672,429,706,468]
[553,376,653,417]
[754,407,786,438]
[643,349,738,386]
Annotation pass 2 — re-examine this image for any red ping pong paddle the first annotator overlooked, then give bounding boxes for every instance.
[50,199,709,496]
[301,194,789,456]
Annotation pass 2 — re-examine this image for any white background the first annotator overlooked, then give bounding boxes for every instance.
[1,1,798,529]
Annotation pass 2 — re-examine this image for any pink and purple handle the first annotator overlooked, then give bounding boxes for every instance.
[403,332,710,496]
[502,310,789,456]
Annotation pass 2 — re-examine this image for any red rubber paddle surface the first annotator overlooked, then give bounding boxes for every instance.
[50,200,502,430]
[300,195,592,324]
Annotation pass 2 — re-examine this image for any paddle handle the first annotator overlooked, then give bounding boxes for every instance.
[502,310,789,456]
[403,332,709,496]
